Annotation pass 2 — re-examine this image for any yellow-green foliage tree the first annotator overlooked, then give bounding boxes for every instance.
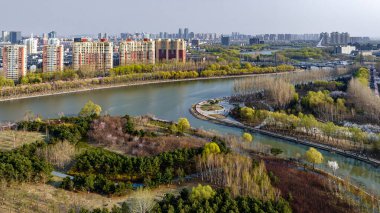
[177,118,190,133]
[354,67,370,86]
[190,184,216,200]
[202,142,221,156]
[305,148,324,169]
[79,100,102,117]
[242,132,253,143]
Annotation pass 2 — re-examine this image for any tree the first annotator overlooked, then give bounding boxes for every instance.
[129,188,155,213]
[169,124,178,134]
[327,161,339,175]
[177,118,190,134]
[242,133,253,143]
[79,100,102,117]
[190,184,216,200]
[202,142,221,156]
[305,148,323,169]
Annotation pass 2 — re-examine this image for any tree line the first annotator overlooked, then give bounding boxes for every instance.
[0,142,53,183]
[234,107,380,155]
[63,147,202,194]
[153,186,291,213]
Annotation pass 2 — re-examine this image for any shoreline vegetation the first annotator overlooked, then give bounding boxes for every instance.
[190,101,380,168]
[0,65,351,102]
[0,68,303,102]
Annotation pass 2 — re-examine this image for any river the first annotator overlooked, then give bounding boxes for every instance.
[0,77,379,195]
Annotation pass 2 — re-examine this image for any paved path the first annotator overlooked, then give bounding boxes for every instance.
[191,100,380,167]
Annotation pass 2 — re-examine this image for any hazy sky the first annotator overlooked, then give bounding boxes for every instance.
[1,0,379,37]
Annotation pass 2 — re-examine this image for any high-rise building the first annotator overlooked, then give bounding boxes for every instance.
[320,32,330,45]
[42,33,48,45]
[277,34,285,41]
[340,32,350,45]
[221,36,230,46]
[330,32,340,44]
[285,34,292,41]
[42,38,64,72]
[184,28,189,39]
[178,28,183,39]
[72,38,113,72]
[48,31,57,39]
[119,38,155,65]
[249,37,260,45]
[9,31,22,44]
[1,31,9,42]
[269,34,276,41]
[23,34,38,54]
[2,45,27,81]
[155,39,186,63]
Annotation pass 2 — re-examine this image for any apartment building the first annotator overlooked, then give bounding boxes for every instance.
[23,34,38,54]
[42,38,64,72]
[72,38,113,72]
[2,45,27,81]
[119,38,155,65]
[155,39,186,62]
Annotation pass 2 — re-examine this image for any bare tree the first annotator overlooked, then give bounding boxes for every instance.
[129,188,156,213]
[37,141,76,169]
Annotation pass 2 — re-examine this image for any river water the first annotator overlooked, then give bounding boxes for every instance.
[0,77,379,195]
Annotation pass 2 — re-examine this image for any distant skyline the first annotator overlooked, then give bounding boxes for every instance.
[1,0,379,38]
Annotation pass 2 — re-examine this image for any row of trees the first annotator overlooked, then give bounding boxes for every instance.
[0,71,201,98]
[277,47,329,61]
[61,174,132,196]
[200,64,295,77]
[17,115,95,144]
[153,186,292,213]
[235,107,380,152]
[69,147,201,186]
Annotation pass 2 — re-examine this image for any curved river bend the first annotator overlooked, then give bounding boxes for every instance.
[0,77,379,195]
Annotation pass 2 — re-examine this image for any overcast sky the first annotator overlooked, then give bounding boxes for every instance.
[1,0,379,37]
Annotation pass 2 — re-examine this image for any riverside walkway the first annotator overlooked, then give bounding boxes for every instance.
[191,100,380,167]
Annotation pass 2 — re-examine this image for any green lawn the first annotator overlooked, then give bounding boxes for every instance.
[0,130,45,151]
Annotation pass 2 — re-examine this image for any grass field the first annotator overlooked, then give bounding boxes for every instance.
[0,130,45,151]
[0,180,196,213]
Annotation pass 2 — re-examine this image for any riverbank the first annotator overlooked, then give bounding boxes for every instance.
[190,100,380,168]
[0,70,306,103]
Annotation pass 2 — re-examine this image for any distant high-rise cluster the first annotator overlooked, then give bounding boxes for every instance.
[320,32,350,45]
[0,28,375,82]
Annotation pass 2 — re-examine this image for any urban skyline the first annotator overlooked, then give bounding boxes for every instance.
[2,0,380,37]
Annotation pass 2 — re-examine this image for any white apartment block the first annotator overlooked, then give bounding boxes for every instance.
[119,39,155,65]
[72,38,113,72]
[42,38,64,72]
[2,45,27,81]
[23,35,38,54]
